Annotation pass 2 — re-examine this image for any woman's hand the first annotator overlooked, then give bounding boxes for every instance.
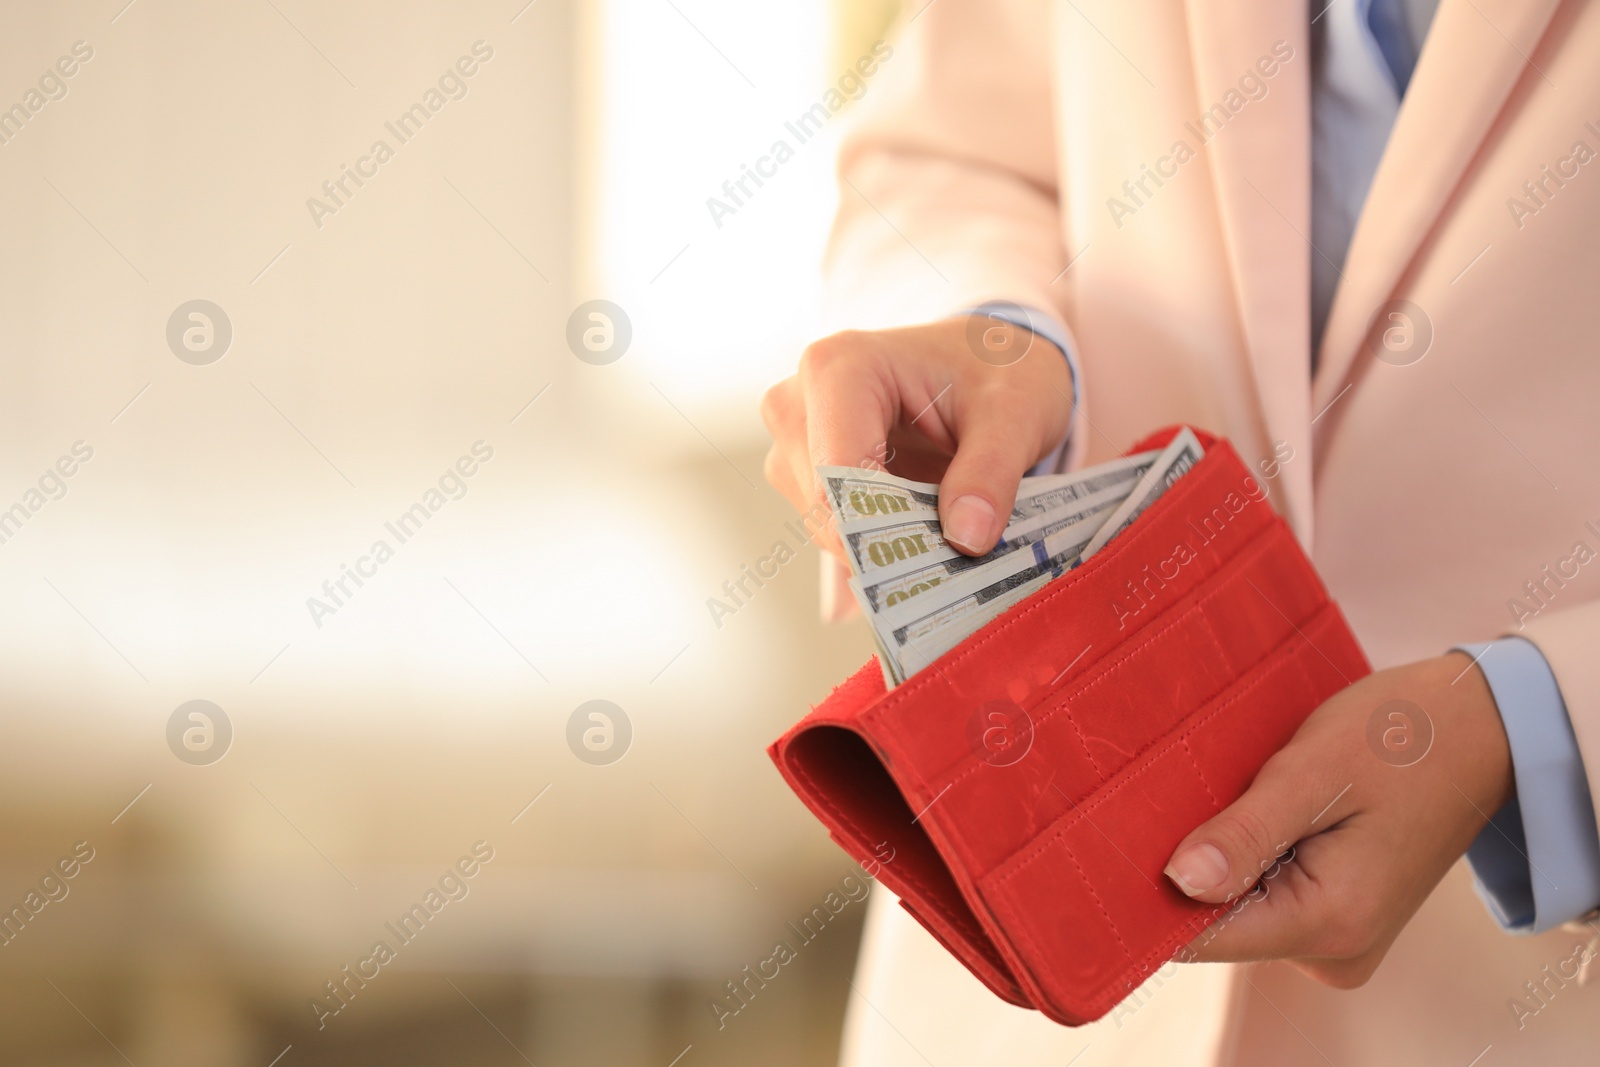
[759,316,1074,564]
[1168,653,1513,988]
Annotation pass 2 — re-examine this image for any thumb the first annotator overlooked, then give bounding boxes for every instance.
[937,389,1063,555]
[1164,751,1320,905]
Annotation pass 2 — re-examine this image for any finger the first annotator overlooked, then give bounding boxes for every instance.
[800,334,896,474]
[1182,829,1400,987]
[1163,745,1336,906]
[758,379,857,572]
[1180,836,1329,962]
[763,377,850,564]
[762,444,802,511]
[799,335,896,553]
[881,423,956,483]
[936,383,1059,554]
[759,379,809,511]
[819,554,860,623]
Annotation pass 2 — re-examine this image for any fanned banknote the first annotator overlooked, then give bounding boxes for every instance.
[1078,428,1204,560]
[818,434,1203,685]
[833,451,1157,585]
[881,510,1107,682]
[820,451,1155,535]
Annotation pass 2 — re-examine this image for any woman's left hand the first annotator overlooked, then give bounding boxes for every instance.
[1166,653,1513,988]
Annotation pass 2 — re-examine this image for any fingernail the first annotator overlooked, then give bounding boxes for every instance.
[1164,843,1228,897]
[943,495,995,550]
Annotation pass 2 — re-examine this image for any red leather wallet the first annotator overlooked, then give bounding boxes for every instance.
[768,426,1371,1025]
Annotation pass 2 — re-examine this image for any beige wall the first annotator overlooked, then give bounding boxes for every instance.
[0,1,879,1063]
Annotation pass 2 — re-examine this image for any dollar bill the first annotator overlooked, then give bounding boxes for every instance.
[885,575,1046,684]
[821,450,1157,536]
[817,467,942,528]
[839,518,947,582]
[979,452,1156,529]
[816,438,1201,684]
[849,488,1125,614]
[873,505,1103,636]
[835,454,1156,586]
[841,479,1130,593]
[1077,427,1204,561]
[881,513,1106,681]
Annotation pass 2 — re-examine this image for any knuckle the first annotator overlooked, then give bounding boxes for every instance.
[811,488,838,529]
[1256,747,1301,784]
[1220,808,1279,875]
[759,380,795,429]
[799,331,863,376]
[761,447,785,489]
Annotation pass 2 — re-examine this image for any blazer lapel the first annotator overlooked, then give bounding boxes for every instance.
[1183,0,1315,536]
[1311,0,1565,412]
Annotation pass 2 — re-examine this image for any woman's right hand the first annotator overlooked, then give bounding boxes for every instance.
[759,315,1076,567]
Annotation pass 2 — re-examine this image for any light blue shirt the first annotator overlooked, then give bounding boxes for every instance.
[982,0,1600,933]
[1458,639,1600,931]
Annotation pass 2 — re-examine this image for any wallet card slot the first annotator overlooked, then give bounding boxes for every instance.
[1045,520,1327,784]
[924,520,1324,876]
[994,602,1351,880]
[976,605,1361,1023]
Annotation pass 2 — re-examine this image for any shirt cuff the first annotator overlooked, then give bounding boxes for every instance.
[1458,637,1600,933]
[954,303,1081,476]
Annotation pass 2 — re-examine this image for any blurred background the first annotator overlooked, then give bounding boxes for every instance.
[0,0,904,1062]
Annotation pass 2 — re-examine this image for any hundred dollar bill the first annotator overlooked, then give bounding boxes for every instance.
[836,458,1154,586]
[838,518,947,583]
[880,513,1106,681]
[873,505,1104,637]
[819,465,1113,684]
[982,454,1156,530]
[842,479,1131,591]
[849,486,1126,614]
[1078,427,1205,561]
[816,467,941,528]
[884,436,1204,679]
[887,577,1046,683]
[820,450,1158,536]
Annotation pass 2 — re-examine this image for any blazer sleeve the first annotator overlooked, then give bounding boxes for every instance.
[821,0,1073,335]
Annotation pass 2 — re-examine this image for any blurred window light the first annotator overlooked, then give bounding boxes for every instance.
[584,0,847,411]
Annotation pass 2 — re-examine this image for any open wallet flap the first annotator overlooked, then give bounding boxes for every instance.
[768,426,1372,1025]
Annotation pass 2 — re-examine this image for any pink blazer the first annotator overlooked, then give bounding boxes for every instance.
[824,1,1600,1062]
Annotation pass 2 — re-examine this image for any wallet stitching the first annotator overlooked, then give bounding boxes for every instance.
[1180,737,1221,811]
[1053,694,1105,780]
[1288,629,1323,696]
[938,528,1286,797]
[991,607,1355,1016]
[1026,529,1279,732]
[784,753,994,955]
[860,450,1249,723]
[993,638,1287,881]
[981,648,1297,1013]
[1058,834,1137,971]
[995,878,1188,1019]
[998,630,1350,1023]
[1178,611,1234,810]
[1007,892,1216,1020]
